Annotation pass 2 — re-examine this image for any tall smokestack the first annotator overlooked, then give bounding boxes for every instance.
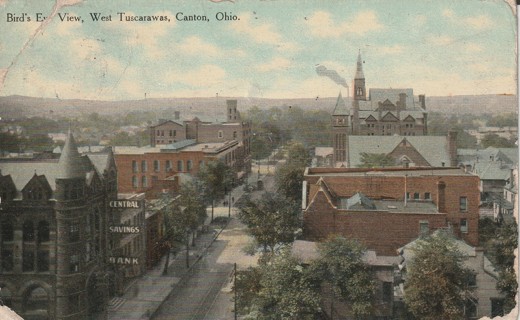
[399,92,406,110]
[448,130,458,167]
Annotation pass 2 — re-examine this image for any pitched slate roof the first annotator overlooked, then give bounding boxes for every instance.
[57,130,86,179]
[332,92,349,116]
[369,88,415,109]
[347,136,450,167]
[473,161,513,180]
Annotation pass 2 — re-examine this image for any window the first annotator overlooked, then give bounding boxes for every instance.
[177,160,184,172]
[166,160,172,172]
[382,282,393,303]
[414,192,420,200]
[424,192,431,200]
[1,250,13,271]
[142,176,148,188]
[69,223,80,242]
[467,273,477,287]
[419,221,429,235]
[460,197,468,212]
[169,130,173,137]
[37,250,49,272]
[218,130,224,139]
[173,130,177,137]
[38,221,50,243]
[132,160,138,173]
[233,131,237,139]
[1,220,14,242]
[70,254,80,273]
[153,160,160,172]
[132,176,138,188]
[187,160,193,171]
[406,192,410,200]
[460,219,468,233]
[23,251,34,272]
[141,160,147,172]
[23,221,35,242]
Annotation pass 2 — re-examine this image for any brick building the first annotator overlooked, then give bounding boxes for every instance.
[0,131,118,320]
[121,99,251,195]
[332,53,428,166]
[114,140,243,194]
[302,167,480,255]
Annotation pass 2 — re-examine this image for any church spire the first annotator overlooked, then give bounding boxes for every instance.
[355,50,364,79]
[57,128,85,179]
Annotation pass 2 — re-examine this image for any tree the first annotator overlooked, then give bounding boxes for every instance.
[480,133,515,148]
[197,160,234,221]
[310,236,376,318]
[275,142,311,202]
[403,233,473,320]
[237,192,300,252]
[253,248,322,320]
[358,152,394,168]
[162,182,206,274]
[492,220,518,313]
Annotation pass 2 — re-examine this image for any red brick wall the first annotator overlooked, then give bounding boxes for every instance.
[304,190,448,255]
[304,171,480,251]
[150,122,186,146]
[115,151,207,193]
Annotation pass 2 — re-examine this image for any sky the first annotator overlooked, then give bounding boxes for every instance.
[0,0,517,100]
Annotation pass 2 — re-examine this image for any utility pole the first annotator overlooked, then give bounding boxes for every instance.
[186,229,190,268]
[234,262,237,320]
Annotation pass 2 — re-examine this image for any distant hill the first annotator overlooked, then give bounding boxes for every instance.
[0,94,516,119]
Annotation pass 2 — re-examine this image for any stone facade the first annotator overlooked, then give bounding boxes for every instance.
[0,131,118,320]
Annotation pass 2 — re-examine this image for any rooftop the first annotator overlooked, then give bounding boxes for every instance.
[306,166,472,178]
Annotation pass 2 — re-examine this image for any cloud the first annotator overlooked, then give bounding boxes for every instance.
[165,64,227,87]
[178,36,222,56]
[255,57,291,72]
[443,9,492,30]
[305,10,382,38]
[232,13,299,51]
[465,42,482,52]
[315,65,348,88]
[428,35,454,46]
[378,45,404,55]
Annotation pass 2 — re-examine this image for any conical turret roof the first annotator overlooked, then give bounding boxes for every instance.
[57,129,85,179]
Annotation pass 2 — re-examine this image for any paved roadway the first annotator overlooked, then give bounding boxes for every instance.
[152,174,275,320]
[152,238,234,320]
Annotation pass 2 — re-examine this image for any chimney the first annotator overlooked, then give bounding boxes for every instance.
[226,100,239,122]
[437,181,446,213]
[447,130,458,167]
[174,111,180,120]
[419,94,426,109]
[399,93,407,110]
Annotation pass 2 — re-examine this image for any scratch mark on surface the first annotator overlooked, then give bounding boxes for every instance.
[0,0,84,93]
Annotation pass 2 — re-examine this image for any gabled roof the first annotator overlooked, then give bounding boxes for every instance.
[473,161,513,180]
[150,119,184,128]
[347,136,450,167]
[344,192,376,210]
[369,88,415,109]
[381,112,399,122]
[332,92,349,116]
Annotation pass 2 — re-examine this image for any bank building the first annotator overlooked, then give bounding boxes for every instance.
[0,130,119,319]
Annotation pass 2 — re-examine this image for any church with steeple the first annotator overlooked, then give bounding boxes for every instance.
[0,130,118,319]
[332,52,429,166]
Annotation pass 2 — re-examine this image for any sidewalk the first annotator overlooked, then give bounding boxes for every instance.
[104,224,223,320]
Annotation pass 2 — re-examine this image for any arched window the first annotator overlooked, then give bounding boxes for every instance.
[23,286,48,316]
[38,221,50,243]
[132,176,138,188]
[23,221,35,242]
[1,220,13,242]
[187,160,193,172]
[142,176,148,188]
[177,160,184,172]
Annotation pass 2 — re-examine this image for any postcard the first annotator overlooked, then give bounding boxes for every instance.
[0,0,517,319]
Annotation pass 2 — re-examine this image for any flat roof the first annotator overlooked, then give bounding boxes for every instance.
[306,167,474,177]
